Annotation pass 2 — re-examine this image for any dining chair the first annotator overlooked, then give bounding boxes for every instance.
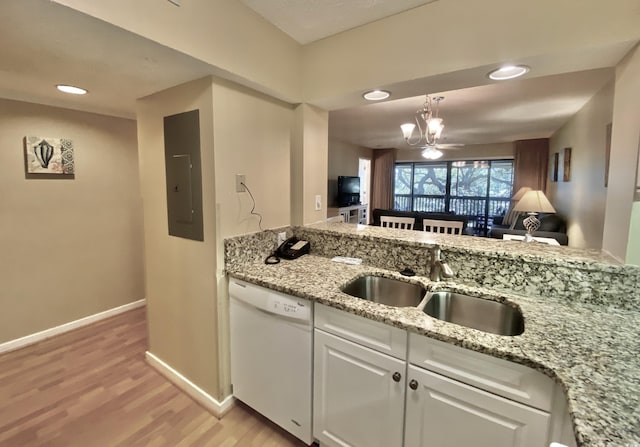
[422,219,463,235]
[380,216,415,230]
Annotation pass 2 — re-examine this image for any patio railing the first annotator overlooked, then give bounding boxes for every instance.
[393,195,510,235]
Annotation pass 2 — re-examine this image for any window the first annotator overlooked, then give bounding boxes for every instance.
[393,160,514,234]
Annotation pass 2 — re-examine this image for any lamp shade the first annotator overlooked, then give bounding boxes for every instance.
[427,117,443,133]
[511,186,532,201]
[513,190,556,213]
[400,123,416,139]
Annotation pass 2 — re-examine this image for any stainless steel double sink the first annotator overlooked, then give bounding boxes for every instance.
[341,275,524,336]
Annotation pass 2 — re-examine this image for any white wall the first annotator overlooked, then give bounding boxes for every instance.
[137,75,296,399]
[210,78,295,396]
[0,98,144,343]
[53,0,639,113]
[136,77,220,397]
[211,78,293,236]
[302,0,640,108]
[328,139,373,208]
[52,0,302,103]
[547,81,614,249]
[305,105,330,224]
[292,104,329,225]
[603,44,640,262]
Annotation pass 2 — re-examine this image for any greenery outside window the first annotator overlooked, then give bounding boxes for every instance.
[394,160,514,233]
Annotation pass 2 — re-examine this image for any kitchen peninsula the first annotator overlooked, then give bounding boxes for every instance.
[224,222,640,447]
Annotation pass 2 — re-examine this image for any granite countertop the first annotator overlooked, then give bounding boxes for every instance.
[226,253,640,447]
[305,222,626,270]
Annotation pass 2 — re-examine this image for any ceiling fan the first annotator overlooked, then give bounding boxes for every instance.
[417,143,464,160]
[433,143,465,150]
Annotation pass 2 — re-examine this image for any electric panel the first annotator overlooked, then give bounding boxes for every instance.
[164,109,203,241]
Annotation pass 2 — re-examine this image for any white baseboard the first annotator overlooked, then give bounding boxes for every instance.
[0,299,146,355]
[145,351,235,418]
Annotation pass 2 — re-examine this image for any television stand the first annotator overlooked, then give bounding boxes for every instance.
[331,204,368,225]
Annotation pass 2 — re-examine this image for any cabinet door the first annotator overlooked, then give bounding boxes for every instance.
[405,366,550,447]
[314,329,405,447]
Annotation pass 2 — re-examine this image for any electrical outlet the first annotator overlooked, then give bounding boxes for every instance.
[315,194,322,211]
[235,174,246,193]
[277,231,287,246]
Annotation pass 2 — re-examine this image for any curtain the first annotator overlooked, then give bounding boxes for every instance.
[505,138,550,226]
[513,138,550,193]
[371,149,395,211]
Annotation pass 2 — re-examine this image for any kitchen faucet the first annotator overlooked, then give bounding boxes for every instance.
[429,245,455,281]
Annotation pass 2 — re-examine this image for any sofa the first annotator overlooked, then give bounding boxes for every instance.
[371,208,469,233]
[489,213,568,245]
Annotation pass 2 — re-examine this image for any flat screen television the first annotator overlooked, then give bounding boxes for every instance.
[338,176,361,206]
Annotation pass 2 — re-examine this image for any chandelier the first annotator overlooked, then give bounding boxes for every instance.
[400,95,445,148]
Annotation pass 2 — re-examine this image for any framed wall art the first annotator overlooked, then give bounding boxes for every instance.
[563,147,571,182]
[24,136,74,175]
[605,123,612,187]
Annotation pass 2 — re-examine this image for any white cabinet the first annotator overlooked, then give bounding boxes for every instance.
[407,334,562,447]
[312,304,564,447]
[404,365,550,447]
[313,304,407,447]
[313,330,406,447]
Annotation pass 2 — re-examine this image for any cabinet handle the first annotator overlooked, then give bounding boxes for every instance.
[409,379,418,390]
[392,372,401,382]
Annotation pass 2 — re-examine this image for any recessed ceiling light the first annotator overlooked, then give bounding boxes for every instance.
[363,90,390,101]
[487,65,530,80]
[56,84,88,95]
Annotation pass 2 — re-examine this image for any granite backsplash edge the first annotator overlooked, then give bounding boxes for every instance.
[224,226,640,311]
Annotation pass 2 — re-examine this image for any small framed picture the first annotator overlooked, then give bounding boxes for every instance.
[24,136,74,175]
[605,123,612,187]
[563,147,571,182]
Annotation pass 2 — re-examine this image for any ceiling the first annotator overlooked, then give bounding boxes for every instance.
[0,0,635,150]
[0,0,217,119]
[329,68,615,149]
[239,0,438,44]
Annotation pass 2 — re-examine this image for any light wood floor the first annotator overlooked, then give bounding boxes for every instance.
[0,307,308,447]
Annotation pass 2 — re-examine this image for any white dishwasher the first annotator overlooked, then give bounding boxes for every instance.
[229,278,313,445]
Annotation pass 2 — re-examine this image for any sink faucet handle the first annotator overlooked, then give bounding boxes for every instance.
[440,261,455,279]
[429,244,455,281]
[431,244,441,260]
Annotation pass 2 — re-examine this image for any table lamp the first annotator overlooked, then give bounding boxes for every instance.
[512,186,532,201]
[506,186,532,228]
[512,190,556,242]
